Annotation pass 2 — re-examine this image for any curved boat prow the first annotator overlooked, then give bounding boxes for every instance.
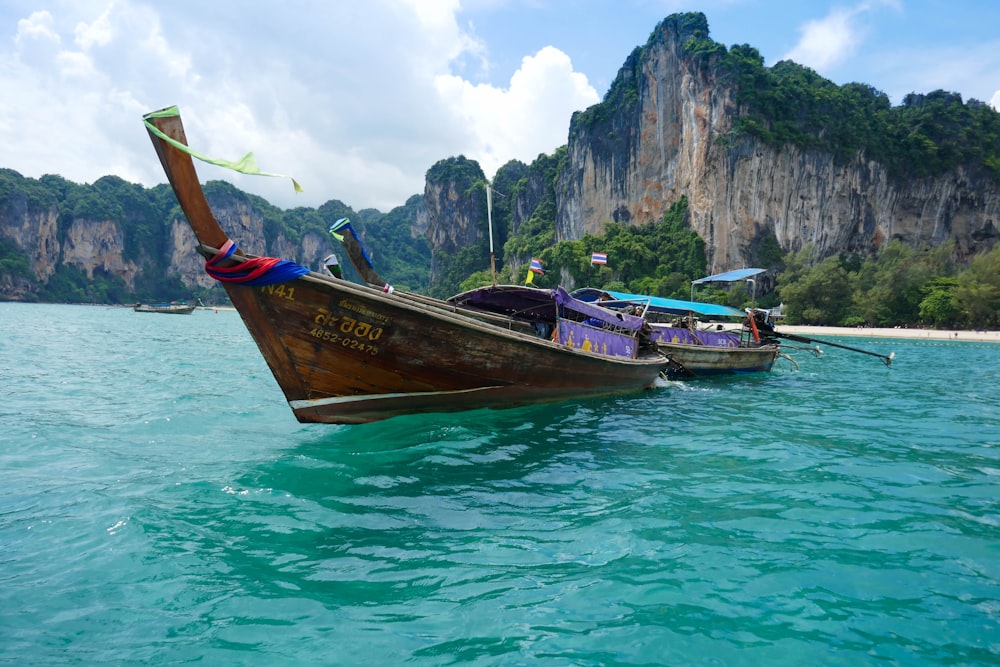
[143,107,229,250]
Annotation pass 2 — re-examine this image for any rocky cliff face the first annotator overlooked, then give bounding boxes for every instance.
[422,159,488,289]
[0,189,145,294]
[0,192,60,286]
[63,218,140,285]
[0,180,334,300]
[557,14,1000,271]
[169,192,333,290]
[423,180,483,255]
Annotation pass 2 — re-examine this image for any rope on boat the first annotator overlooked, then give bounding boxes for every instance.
[777,353,800,371]
[205,239,310,286]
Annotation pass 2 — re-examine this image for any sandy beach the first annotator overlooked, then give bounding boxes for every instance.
[777,325,1000,343]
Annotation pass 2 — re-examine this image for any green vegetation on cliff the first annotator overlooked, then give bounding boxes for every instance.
[355,195,431,293]
[500,149,564,267]
[503,196,706,299]
[0,238,32,279]
[710,32,1000,180]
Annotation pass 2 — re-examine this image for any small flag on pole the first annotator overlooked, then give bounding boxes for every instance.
[525,266,535,285]
[591,252,608,265]
[529,258,545,274]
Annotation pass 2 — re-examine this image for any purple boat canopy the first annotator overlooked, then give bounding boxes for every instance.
[447,285,646,332]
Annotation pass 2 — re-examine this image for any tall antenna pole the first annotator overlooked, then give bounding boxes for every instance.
[487,182,497,286]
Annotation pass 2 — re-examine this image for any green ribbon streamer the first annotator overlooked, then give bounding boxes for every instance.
[328,216,352,242]
[143,106,303,193]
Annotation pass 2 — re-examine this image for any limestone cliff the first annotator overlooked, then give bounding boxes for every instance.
[0,189,60,287]
[423,179,483,258]
[557,13,1000,271]
[0,173,339,301]
[168,190,335,291]
[422,157,488,293]
[64,218,140,285]
[0,186,143,294]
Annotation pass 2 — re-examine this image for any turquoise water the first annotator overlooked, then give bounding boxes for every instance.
[1,302,998,665]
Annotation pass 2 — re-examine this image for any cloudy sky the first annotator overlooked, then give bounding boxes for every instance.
[2,0,999,213]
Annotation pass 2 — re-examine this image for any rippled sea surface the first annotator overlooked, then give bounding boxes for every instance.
[1,302,998,665]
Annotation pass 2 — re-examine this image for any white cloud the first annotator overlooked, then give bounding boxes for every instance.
[15,10,59,47]
[782,7,861,70]
[0,1,603,212]
[435,45,599,179]
[992,90,1000,111]
[782,1,901,72]
[73,4,114,50]
[56,50,98,79]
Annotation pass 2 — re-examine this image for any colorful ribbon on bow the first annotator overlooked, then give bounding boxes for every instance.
[205,240,310,286]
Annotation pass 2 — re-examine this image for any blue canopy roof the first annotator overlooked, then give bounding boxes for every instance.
[692,268,766,284]
[573,288,745,318]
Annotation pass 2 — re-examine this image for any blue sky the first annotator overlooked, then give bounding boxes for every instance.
[1,1,998,212]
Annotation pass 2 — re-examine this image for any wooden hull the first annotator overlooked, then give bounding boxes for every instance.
[224,275,667,423]
[143,106,669,423]
[659,341,779,377]
[133,304,196,314]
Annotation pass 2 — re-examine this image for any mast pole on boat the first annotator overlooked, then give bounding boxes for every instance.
[487,182,497,286]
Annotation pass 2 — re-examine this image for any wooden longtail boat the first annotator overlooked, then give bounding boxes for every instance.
[577,271,894,375]
[143,106,670,424]
[133,302,197,314]
[651,324,780,378]
[574,287,780,378]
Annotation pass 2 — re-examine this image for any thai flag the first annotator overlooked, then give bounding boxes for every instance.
[591,252,608,265]
[529,258,545,274]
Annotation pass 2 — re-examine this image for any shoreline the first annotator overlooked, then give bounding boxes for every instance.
[776,325,1000,343]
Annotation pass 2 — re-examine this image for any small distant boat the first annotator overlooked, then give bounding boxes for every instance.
[142,106,671,424]
[133,302,197,314]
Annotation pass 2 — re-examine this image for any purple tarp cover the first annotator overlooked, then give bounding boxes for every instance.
[447,285,645,332]
[557,319,637,358]
[651,326,741,348]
